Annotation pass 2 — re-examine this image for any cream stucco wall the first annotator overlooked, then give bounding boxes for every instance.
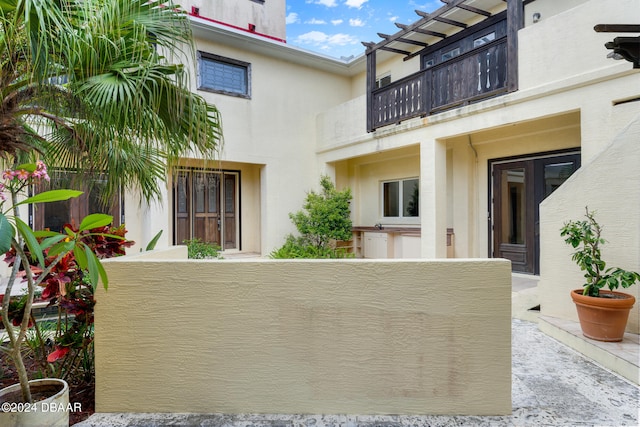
[539,115,640,334]
[123,20,359,255]
[123,0,639,263]
[318,27,638,260]
[192,36,354,255]
[523,0,588,27]
[182,0,286,40]
[95,252,512,415]
[335,145,420,227]
[122,159,262,254]
[518,0,636,90]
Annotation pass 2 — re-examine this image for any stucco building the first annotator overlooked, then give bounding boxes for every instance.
[39,0,640,341]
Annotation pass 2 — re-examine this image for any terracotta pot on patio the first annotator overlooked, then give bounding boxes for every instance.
[571,289,636,342]
[0,378,69,427]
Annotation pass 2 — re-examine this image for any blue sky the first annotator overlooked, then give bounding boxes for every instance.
[285,0,442,60]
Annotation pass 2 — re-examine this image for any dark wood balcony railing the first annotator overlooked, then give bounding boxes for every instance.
[370,73,427,130]
[369,39,508,131]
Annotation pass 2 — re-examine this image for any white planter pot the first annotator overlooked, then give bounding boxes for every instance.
[0,378,70,427]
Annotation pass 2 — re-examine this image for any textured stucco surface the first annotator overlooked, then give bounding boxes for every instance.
[95,255,511,415]
[539,115,640,333]
[78,319,640,427]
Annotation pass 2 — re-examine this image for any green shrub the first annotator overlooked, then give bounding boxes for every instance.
[184,238,222,259]
[270,235,353,259]
[271,176,353,259]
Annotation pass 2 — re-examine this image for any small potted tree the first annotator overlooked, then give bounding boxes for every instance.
[561,207,639,342]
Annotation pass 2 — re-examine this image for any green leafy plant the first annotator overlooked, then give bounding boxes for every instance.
[184,238,222,259]
[0,0,222,204]
[142,230,164,252]
[270,235,352,259]
[271,176,353,259]
[0,162,127,403]
[560,207,640,297]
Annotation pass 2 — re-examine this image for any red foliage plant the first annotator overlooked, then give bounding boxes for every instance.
[2,224,134,368]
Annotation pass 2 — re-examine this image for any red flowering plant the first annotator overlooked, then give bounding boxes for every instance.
[0,161,130,403]
[3,222,133,383]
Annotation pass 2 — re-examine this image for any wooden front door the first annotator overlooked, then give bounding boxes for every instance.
[174,170,238,250]
[491,152,580,274]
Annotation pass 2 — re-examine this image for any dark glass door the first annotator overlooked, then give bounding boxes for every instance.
[492,152,580,274]
[492,161,534,273]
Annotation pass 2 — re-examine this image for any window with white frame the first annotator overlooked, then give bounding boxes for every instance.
[382,178,419,218]
[198,52,251,98]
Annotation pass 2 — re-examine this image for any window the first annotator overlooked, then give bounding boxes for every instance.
[424,58,435,69]
[375,74,391,89]
[382,178,419,218]
[473,31,496,48]
[33,172,122,232]
[198,52,251,98]
[441,47,461,61]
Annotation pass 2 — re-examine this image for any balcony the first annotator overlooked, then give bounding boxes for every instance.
[370,38,508,131]
[363,0,518,132]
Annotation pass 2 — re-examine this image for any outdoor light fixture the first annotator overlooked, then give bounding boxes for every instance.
[532,13,541,23]
[595,24,640,69]
[604,37,640,68]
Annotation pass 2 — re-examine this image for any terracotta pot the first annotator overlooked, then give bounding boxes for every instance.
[570,289,636,342]
[0,378,69,427]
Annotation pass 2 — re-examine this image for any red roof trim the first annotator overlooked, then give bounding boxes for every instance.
[189,8,287,44]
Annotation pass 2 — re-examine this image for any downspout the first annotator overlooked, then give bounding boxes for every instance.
[467,135,479,258]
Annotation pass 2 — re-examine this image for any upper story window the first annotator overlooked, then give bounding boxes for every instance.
[474,31,496,48]
[441,47,461,61]
[198,52,251,98]
[382,178,419,218]
[421,12,507,71]
[375,74,391,89]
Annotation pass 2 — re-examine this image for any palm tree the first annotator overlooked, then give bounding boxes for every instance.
[0,0,222,201]
[0,0,222,405]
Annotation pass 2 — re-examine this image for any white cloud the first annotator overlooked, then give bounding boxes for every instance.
[331,19,343,25]
[306,18,327,25]
[327,33,360,45]
[345,0,368,8]
[389,16,399,23]
[349,18,365,27]
[312,0,338,7]
[286,12,299,24]
[409,0,440,12]
[295,31,360,47]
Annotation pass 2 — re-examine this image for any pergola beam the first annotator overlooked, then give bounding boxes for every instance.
[396,23,447,39]
[433,16,467,28]
[378,33,429,47]
[378,46,412,56]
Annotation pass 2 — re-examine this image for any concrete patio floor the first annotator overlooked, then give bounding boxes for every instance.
[77,273,640,427]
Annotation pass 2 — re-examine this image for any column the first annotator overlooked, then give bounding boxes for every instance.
[420,138,447,258]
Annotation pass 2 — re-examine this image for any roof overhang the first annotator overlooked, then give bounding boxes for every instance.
[189,16,367,77]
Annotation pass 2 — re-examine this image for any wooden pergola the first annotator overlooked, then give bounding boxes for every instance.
[363,0,523,132]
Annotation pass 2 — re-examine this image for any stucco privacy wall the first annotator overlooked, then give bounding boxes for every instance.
[95,250,512,415]
[539,114,640,333]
